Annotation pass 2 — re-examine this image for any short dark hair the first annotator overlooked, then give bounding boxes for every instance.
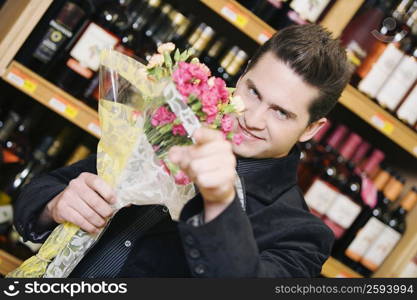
[246,24,350,123]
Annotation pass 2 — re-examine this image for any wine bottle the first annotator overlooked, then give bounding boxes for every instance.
[28,1,87,74]
[54,0,128,98]
[396,83,417,126]
[303,125,349,217]
[222,49,249,86]
[337,174,404,270]
[64,143,91,166]
[359,185,417,276]
[181,23,207,50]
[214,46,239,79]
[251,0,290,28]
[201,38,227,72]
[376,40,417,111]
[0,111,21,166]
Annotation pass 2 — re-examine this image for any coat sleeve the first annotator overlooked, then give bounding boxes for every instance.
[13,154,97,243]
[177,190,335,278]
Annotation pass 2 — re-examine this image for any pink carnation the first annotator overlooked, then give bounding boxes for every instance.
[174,170,191,185]
[221,115,234,133]
[151,106,176,127]
[172,124,187,136]
[232,133,243,145]
[202,104,218,117]
[212,77,229,103]
[173,62,209,100]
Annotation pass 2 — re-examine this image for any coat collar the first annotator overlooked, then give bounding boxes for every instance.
[236,145,301,204]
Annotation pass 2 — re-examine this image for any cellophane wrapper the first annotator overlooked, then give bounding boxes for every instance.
[7,49,197,278]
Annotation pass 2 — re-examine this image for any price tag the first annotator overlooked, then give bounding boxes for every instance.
[370,114,394,135]
[220,5,248,29]
[6,69,37,93]
[258,32,272,44]
[88,121,101,137]
[49,97,79,119]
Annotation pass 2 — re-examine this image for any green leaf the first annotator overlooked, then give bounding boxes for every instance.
[191,101,202,111]
[163,52,173,69]
[174,48,180,62]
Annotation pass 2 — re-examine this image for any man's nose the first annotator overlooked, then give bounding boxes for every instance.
[244,103,267,130]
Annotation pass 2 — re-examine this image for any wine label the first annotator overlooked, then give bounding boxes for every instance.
[290,0,331,23]
[376,55,417,110]
[358,44,404,98]
[33,20,73,63]
[397,85,417,126]
[70,22,119,73]
[325,194,362,229]
[399,259,417,277]
[304,179,339,215]
[345,217,386,262]
[0,203,13,223]
[360,226,402,271]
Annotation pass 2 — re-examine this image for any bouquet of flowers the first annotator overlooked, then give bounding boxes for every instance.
[7,43,245,278]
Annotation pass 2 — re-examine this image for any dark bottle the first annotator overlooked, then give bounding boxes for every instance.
[189,26,216,58]
[321,133,364,239]
[0,111,21,165]
[303,125,349,217]
[201,38,227,72]
[222,49,249,86]
[28,1,87,74]
[251,0,290,28]
[342,0,406,75]
[53,0,131,98]
[336,173,404,270]
[137,3,173,60]
[181,23,207,51]
[298,120,333,192]
[214,46,239,79]
[359,185,417,276]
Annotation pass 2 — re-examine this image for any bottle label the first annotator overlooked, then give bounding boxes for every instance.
[345,217,386,262]
[304,179,339,215]
[360,226,402,271]
[358,44,404,98]
[33,20,72,64]
[397,85,417,125]
[290,0,331,23]
[0,203,13,223]
[376,56,417,110]
[325,194,362,229]
[70,22,119,73]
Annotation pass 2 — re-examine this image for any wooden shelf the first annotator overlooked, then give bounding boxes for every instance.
[321,256,363,278]
[200,0,276,44]
[0,249,22,276]
[340,85,417,158]
[2,61,101,138]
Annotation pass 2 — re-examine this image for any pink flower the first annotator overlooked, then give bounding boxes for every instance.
[174,170,191,185]
[206,115,217,124]
[173,62,209,99]
[151,106,176,127]
[212,77,229,102]
[232,133,243,145]
[221,115,234,133]
[172,124,187,136]
[202,104,218,117]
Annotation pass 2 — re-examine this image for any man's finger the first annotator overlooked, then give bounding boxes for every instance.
[66,207,100,234]
[193,127,224,146]
[83,173,116,204]
[168,146,192,170]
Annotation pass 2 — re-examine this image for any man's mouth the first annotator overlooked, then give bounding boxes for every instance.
[237,120,265,141]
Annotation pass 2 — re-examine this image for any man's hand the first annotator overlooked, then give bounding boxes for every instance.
[168,127,237,222]
[42,172,117,234]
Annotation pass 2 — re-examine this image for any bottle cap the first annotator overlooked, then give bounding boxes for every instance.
[400,186,417,211]
[352,141,371,165]
[57,2,85,31]
[339,132,362,160]
[373,167,391,191]
[312,120,332,143]
[362,148,385,175]
[383,176,405,201]
[325,124,349,149]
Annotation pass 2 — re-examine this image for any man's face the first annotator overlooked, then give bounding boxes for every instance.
[232,52,321,159]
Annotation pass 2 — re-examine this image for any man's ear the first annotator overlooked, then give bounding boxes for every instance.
[298,117,327,143]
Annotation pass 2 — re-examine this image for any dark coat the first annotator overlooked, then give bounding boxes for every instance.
[13,146,334,277]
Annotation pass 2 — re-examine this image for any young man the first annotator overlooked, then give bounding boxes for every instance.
[14,24,350,277]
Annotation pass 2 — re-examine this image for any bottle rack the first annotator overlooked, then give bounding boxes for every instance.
[0,0,416,278]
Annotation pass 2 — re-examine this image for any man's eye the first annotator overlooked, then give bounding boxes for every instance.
[248,87,258,98]
[275,109,289,120]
